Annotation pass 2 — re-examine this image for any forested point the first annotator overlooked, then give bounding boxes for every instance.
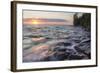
[74,13,91,31]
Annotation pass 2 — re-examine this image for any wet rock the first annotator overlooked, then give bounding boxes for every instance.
[74,46,84,53]
[55,52,68,60]
[23,38,33,44]
[66,49,75,54]
[55,47,67,52]
[87,53,91,59]
[23,44,32,50]
[74,45,90,58]
[58,48,66,52]
[68,54,84,60]
[23,38,33,50]
[43,56,58,61]
[72,38,80,43]
[56,42,72,46]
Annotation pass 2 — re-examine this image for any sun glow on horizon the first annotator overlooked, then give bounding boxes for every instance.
[23,18,73,25]
[32,20,39,25]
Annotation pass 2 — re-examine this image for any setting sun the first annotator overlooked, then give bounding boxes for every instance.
[32,20,39,25]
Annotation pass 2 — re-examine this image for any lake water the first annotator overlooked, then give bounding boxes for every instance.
[23,25,91,62]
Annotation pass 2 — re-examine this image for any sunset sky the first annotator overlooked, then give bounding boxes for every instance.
[23,10,79,25]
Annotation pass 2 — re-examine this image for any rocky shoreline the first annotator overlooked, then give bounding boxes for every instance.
[23,25,91,62]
